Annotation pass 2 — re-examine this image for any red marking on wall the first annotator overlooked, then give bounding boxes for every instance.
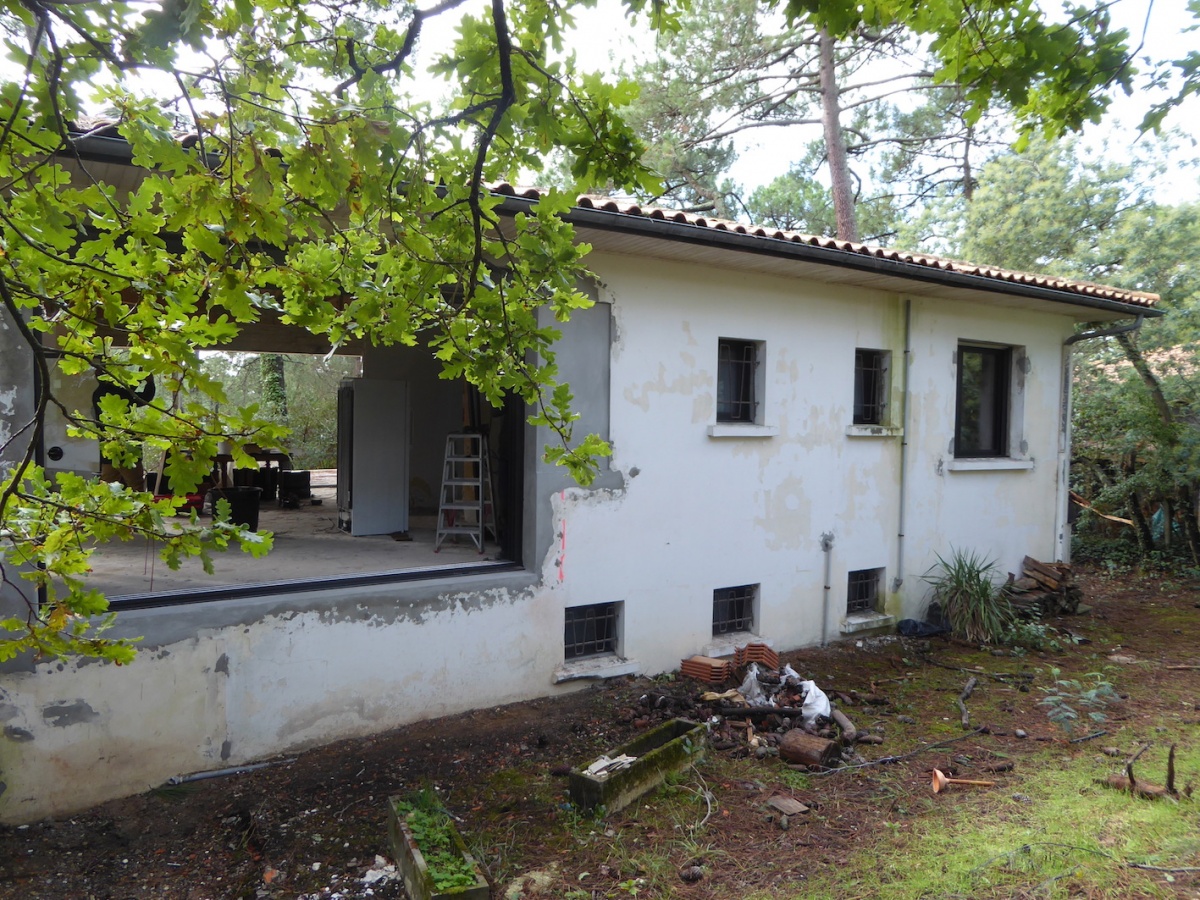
[558,491,567,582]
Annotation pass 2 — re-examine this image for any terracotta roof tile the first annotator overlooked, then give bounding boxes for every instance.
[492,184,1160,309]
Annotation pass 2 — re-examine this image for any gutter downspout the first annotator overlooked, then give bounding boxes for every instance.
[820,532,834,646]
[1054,315,1145,561]
[893,299,912,594]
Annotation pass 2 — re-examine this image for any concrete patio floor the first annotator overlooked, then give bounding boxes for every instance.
[86,474,505,599]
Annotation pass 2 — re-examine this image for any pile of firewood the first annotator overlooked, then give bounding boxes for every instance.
[1007,556,1082,617]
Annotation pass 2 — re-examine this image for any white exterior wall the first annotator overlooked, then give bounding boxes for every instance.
[552,254,1076,677]
[0,249,1081,823]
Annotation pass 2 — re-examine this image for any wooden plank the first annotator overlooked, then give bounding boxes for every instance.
[1022,556,1062,591]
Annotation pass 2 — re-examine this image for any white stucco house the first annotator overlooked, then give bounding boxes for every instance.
[0,142,1160,821]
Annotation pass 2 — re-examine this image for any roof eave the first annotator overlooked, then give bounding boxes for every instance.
[492,194,1161,321]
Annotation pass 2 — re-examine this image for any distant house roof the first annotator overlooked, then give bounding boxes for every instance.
[490,184,1161,317]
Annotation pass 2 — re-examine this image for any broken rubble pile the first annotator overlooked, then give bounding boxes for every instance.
[675,649,886,768]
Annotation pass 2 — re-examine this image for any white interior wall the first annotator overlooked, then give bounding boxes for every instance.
[361,345,462,512]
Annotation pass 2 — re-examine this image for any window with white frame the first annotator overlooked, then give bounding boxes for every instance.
[716,339,762,423]
[954,343,1026,458]
[853,349,889,425]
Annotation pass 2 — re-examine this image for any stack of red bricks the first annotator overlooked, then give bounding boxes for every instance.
[679,655,733,684]
[733,642,779,670]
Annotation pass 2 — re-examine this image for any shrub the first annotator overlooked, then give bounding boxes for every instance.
[923,548,1014,644]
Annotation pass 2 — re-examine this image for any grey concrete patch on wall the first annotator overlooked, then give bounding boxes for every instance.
[0,304,38,621]
[41,700,100,727]
[3,726,34,743]
[527,299,624,569]
[95,568,541,653]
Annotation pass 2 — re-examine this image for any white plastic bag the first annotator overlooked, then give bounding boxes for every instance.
[798,680,831,724]
[738,662,769,706]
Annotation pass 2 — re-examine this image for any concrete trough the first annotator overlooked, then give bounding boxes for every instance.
[387,797,489,900]
[569,718,708,814]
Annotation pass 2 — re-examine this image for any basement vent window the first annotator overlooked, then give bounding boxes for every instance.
[713,584,757,636]
[847,569,882,614]
[564,602,620,660]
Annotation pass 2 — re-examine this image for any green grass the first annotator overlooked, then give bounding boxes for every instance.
[801,742,1200,899]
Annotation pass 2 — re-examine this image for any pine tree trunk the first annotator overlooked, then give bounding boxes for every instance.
[1116,331,1172,427]
[818,29,857,243]
[1129,492,1154,554]
[1177,486,1200,565]
[262,353,288,421]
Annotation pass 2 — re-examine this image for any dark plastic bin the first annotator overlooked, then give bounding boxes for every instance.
[278,470,311,501]
[211,486,262,530]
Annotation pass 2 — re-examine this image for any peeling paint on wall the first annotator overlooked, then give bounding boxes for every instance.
[623,363,712,413]
[754,476,813,550]
[41,700,99,727]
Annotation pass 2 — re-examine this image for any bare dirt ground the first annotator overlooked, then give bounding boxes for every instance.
[3,566,1200,899]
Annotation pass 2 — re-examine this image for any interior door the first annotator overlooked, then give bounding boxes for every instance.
[339,378,410,536]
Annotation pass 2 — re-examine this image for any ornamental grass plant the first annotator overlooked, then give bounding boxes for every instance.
[924,548,1015,644]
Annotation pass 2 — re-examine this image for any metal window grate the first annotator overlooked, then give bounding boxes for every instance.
[564,603,618,659]
[847,569,880,613]
[854,349,886,425]
[717,340,758,423]
[713,584,756,635]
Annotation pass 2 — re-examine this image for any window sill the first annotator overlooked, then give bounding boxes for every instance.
[946,458,1034,472]
[704,634,762,658]
[845,425,902,439]
[553,655,640,684]
[841,612,896,634]
[707,423,779,439]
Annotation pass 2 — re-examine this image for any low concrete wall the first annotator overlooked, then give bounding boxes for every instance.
[0,570,566,822]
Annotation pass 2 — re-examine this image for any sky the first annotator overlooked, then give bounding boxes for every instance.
[54,0,1200,206]
[550,0,1200,203]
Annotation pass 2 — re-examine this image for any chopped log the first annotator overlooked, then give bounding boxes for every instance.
[830,708,857,745]
[779,730,840,768]
[1022,556,1064,590]
[1098,742,1177,800]
[1101,774,1173,800]
[856,733,884,745]
[983,760,1014,773]
[1013,557,1083,616]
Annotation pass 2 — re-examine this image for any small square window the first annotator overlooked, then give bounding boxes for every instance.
[564,602,620,660]
[847,569,882,614]
[717,339,760,423]
[955,344,1012,457]
[853,349,889,425]
[713,584,757,635]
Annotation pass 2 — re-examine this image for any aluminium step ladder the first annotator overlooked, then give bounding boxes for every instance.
[435,433,497,552]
